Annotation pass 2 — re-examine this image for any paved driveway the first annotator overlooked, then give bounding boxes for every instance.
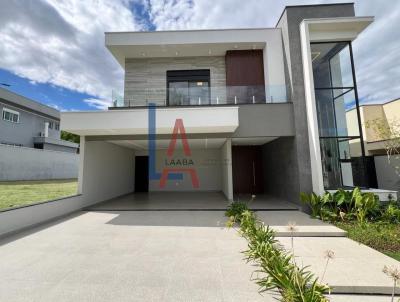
[0,210,395,302]
[0,211,275,302]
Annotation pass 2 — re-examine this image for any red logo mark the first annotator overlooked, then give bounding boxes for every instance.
[159,119,199,188]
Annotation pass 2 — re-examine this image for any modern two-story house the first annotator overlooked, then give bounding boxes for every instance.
[62,3,386,207]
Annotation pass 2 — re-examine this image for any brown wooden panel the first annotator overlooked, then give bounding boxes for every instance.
[225,50,265,103]
[232,146,264,194]
[225,50,265,86]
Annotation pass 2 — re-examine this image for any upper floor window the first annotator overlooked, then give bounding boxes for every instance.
[167,70,210,106]
[48,121,54,129]
[55,123,60,131]
[2,107,20,123]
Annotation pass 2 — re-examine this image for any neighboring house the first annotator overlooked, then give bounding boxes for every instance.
[0,88,79,181]
[62,4,387,206]
[347,99,400,156]
[347,99,400,191]
[0,87,78,153]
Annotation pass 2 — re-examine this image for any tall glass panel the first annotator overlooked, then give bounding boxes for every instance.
[169,82,189,106]
[311,42,366,189]
[189,81,210,105]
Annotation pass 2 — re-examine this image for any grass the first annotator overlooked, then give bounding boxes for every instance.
[335,221,400,261]
[0,179,78,210]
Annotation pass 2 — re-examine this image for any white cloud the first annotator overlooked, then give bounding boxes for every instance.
[84,98,112,110]
[0,0,398,108]
[0,0,142,107]
[145,0,400,104]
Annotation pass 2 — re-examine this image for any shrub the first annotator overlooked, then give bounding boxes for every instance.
[225,200,248,221]
[381,202,400,223]
[354,192,379,224]
[301,188,383,224]
[229,209,329,301]
[300,192,323,218]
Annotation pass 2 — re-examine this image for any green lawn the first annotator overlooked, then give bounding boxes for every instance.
[335,221,400,262]
[0,179,78,210]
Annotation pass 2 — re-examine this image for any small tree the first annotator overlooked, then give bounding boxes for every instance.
[366,117,400,178]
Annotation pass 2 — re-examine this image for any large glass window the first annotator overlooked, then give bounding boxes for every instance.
[311,42,366,189]
[167,70,210,106]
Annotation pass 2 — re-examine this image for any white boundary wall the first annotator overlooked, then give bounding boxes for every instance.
[0,195,83,237]
[0,144,78,181]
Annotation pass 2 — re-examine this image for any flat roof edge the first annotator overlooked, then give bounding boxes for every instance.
[275,3,355,27]
[105,27,278,35]
[0,88,60,119]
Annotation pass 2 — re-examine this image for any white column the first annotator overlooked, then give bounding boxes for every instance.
[44,122,49,137]
[300,22,325,195]
[221,138,233,201]
[78,136,85,195]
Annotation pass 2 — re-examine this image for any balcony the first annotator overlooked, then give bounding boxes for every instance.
[111,85,288,108]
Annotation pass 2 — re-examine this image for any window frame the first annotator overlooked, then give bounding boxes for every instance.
[166,69,211,106]
[310,41,367,189]
[2,107,20,123]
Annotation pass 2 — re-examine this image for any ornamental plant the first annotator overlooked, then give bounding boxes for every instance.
[227,209,330,301]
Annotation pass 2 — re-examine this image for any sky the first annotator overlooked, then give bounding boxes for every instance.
[0,0,399,111]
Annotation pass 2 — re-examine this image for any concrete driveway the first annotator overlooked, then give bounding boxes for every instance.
[0,211,274,302]
[0,209,396,302]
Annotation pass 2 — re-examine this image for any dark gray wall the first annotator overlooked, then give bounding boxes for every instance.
[262,137,299,204]
[275,4,356,200]
[0,101,60,147]
[234,103,294,137]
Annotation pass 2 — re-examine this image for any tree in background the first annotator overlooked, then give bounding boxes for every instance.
[61,131,80,144]
[367,118,400,188]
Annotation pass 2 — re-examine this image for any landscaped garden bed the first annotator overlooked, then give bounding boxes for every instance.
[301,188,400,262]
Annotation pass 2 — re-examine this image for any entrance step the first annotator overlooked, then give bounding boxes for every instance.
[257,211,347,237]
[277,237,400,295]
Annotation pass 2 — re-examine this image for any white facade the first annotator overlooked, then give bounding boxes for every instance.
[61,8,378,207]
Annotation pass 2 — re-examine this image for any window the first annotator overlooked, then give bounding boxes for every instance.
[55,123,60,131]
[48,121,54,129]
[311,41,366,189]
[167,70,210,106]
[2,108,20,123]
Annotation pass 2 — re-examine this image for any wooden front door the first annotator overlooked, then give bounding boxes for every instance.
[232,146,264,194]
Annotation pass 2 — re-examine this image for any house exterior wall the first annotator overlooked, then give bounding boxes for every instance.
[276,4,356,199]
[233,103,294,137]
[124,56,226,106]
[383,100,400,124]
[221,139,233,200]
[80,140,135,206]
[0,144,79,181]
[262,137,299,204]
[0,101,60,147]
[145,148,222,192]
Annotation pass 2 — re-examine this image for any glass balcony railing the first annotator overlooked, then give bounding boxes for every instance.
[111,85,288,108]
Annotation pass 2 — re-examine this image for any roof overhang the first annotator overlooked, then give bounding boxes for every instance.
[105,28,279,68]
[61,106,239,137]
[302,16,374,42]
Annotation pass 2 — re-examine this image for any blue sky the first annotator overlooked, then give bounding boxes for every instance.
[0,0,399,111]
